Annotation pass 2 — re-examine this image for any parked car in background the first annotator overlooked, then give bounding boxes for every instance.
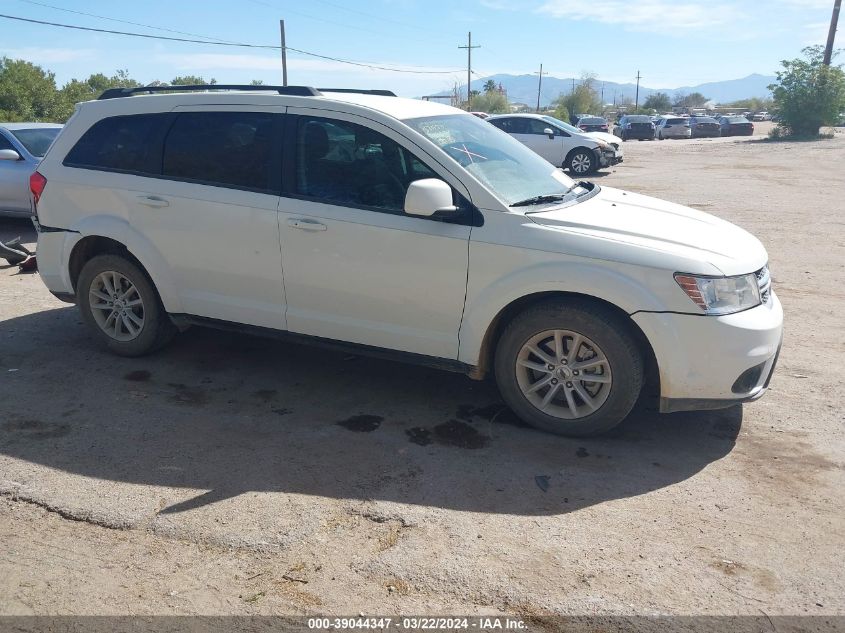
[717,115,754,136]
[613,115,655,141]
[752,111,771,121]
[654,117,691,140]
[32,84,782,437]
[488,113,622,175]
[0,122,63,217]
[575,116,609,133]
[688,116,721,138]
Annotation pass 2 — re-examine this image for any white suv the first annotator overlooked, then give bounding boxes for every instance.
[32,85,782,436]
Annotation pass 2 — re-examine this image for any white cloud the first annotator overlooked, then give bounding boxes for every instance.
[2,47,95,64]
[536,0,744,31]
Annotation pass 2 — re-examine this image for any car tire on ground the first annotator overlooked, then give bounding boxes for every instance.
[77,254,176,357]
[494,299,644,437]
[566,149,596,176]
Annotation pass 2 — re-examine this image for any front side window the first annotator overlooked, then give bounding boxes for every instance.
[64,114,166,174]
[295,116,438,213]
[405,113,575,206]
[163,112,276,191]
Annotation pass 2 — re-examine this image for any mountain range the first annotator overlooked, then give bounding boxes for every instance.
[446,73,775,107]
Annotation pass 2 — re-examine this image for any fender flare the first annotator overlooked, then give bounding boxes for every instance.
[64,215,183,313]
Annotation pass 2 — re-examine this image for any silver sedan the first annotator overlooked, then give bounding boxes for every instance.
[0,123,63,217]
[654,117,691,140]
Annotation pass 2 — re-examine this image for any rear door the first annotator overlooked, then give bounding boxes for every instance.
[130,107,287,329]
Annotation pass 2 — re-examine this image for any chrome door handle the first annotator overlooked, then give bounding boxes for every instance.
[287,218,327,231]
[137,195,169,208]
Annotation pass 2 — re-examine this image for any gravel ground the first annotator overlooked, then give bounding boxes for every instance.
[0,128,843,619]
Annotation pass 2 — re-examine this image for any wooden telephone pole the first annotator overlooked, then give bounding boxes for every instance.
[823,0,841,65]
[535,64,544,112]
[458,32,480,110]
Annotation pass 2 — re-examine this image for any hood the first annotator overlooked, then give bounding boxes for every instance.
[528,186,767,276]
[585,131,619,145]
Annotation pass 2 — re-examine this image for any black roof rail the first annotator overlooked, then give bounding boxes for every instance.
[318,88,397,97]
[97,84,321,100]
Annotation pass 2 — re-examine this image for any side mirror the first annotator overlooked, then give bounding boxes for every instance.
[404,178,458,217]
[0,149,22,161]
[543,127,555,139]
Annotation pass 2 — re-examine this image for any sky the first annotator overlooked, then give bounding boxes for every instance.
[0,0,838,97]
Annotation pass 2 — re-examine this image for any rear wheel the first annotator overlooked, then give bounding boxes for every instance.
[77,254,176,356]
[494,300,644,437]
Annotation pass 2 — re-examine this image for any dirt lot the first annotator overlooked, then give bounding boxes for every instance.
[1,129,843,620]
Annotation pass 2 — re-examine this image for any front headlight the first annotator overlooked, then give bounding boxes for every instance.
[674,273,761,315]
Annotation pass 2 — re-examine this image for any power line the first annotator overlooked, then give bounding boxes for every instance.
[0,13,463,74]
[14,0,236,43]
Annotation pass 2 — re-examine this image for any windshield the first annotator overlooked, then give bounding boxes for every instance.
[404,114,575,206]
[626,115,651,123]
[540,115,583,135]
[579,117,605,124]
[9,128,61,157]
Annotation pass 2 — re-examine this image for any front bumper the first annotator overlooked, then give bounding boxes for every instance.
[596,147,623,168]
[632,292,783,413]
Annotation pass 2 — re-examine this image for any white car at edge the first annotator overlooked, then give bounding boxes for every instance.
[487,113,622,176]
[31,85,782,436]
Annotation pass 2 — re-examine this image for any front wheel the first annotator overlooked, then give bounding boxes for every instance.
[77,254,176,356]
[566,149,596,176]
[494,300,644,436]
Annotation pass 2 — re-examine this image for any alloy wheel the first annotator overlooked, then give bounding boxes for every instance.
[515,329,612,419]
[88,271,145,341]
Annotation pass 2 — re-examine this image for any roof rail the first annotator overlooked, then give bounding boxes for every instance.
[97,84,321,100]
[318,88,397,97]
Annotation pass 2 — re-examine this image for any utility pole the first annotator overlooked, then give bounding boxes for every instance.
[571,78,576,94]
[279,20,288,86]
[534,63,544,112]
[601,82,605,104]
[823,0,841,65]
[458,32,480,110]
[635,70,642,110]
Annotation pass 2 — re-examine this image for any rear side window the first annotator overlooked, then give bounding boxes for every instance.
[64,114,166,174]
[162,112,277,192]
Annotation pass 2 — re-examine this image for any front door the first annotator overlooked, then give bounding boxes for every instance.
[277,110,472,360]
[0,133,31,214]
[513,118,569,167]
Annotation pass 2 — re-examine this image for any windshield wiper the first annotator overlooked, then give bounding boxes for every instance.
[509,193,569,207]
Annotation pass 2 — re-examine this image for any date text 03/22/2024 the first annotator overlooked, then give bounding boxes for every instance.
[306,617,528,630]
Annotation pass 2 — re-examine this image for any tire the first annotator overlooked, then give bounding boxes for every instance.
[494,299,644,437]
[566,149,596,176]
[77,254,176,357]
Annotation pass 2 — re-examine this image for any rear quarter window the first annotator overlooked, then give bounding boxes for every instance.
[63,114,168,174]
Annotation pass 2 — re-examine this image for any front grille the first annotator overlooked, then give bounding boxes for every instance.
[756,265,771,304]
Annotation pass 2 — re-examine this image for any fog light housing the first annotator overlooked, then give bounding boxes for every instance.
[732,363,765,394]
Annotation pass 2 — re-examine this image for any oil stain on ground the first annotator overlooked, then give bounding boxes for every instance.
[124,370,151,382]
[2,419,71,440]
[337,414,383,432]
[404,419,490,449]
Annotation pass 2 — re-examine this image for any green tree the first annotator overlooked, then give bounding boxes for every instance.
[0,58,60,121]
[769,45,845,136]
[470,90,510,114]
[171,75,216,85]
[643,92,671,112]
[57,70,141,120]
[723,96,774,111]
[673,91,709,108]
[551,73,602,121]
[483,79,497,93]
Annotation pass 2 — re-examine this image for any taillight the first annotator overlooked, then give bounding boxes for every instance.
[30,171,47,216]
[601,125,608,130]
[579,125,587,130]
